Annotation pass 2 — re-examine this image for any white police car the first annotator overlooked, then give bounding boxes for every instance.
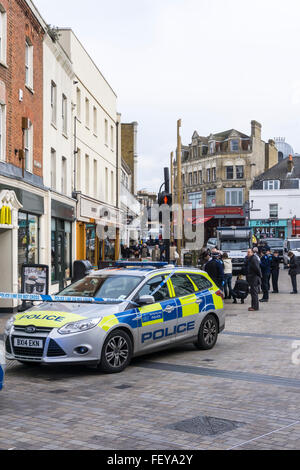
[0,340,5,390]
[4,263,225,374]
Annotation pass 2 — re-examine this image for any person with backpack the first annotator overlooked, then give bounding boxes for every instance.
[232,275,249,304]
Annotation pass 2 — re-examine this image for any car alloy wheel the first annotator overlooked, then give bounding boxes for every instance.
[100,329,133,374]
[203,318,217,346]
[105,335,129,368]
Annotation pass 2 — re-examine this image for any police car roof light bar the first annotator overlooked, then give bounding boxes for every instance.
[115,261,169,269]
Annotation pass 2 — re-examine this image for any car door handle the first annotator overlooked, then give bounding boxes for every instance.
[196,298,203,304]
[164,306,175,313]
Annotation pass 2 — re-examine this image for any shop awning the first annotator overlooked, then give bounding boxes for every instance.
[193,216,213,225]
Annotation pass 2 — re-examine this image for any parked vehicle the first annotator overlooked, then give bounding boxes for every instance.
[263,238,284,262]
[283,238,300,267]
[206,238,218,250]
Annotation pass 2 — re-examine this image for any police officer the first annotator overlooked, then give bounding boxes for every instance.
[203,251,224,290]
[288,251,298,294]
[260,249,271,303]
[270,250,280,294]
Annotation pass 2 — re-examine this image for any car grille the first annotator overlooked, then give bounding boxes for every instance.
[14,326,53,334]
[47,339,67,358]
[11,336,45,358]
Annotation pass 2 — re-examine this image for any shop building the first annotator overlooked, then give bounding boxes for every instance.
[0,0,45,311]
[58,29,122,268]
[173,120,278,242]
[250,155,300,240]
[43,27,76,292]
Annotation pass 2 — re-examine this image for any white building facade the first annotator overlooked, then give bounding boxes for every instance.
[58,29,121,268]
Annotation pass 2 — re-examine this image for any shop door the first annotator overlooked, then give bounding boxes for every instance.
[57,231,66,291]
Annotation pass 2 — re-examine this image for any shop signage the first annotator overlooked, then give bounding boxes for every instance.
[21,264,49,296]
[250,219,287,228]
[205,206,244,217]
[80,197,121,227]
[0,206,12,225]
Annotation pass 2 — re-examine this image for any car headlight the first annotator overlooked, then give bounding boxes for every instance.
[5,316,15,334]
[57,317,102,335]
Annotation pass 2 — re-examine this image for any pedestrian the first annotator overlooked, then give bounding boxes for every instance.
[203,251,224,290]
[152,244,160,262]
[232,275,249,304]
[260,249,271,303]
[288,251,299,294]
[222,253,233,300]
[140,243,150,259]
[159,241,166,261]
[246,248,262,312]
[270,250,280,293]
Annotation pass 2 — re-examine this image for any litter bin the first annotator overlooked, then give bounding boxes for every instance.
[72,260,93,282]
[183,253,193,267]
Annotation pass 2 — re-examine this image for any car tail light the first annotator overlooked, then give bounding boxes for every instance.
[216,290,224,300]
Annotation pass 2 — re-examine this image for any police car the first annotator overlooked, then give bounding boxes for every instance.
[0,341,5,390]
[4,263,225,374]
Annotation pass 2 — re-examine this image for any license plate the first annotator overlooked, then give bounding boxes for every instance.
[14,338,43,349]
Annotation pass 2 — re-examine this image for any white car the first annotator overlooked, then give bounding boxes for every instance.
[0,341,5,390]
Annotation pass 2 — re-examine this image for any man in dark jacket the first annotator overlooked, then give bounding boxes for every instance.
[270,251,280,293]
[288,251,299,294]
[232,275,249,304]
[260,250,271,302]
[203,252,224,290]
[246,248,262,311]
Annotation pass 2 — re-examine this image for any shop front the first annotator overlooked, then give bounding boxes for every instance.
[51,199,76,292]
[77,195,121,269]
[250,219,287,239]
[204,206,245,241]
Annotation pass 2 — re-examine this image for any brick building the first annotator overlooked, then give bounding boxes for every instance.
[0,0,45,311]
[121,122,138,196]
[173,120,278,242]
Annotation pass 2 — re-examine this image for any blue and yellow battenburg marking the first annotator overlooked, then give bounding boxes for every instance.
[0,365,4,391]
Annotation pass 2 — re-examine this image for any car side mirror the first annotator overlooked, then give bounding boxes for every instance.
[137,295,155,306]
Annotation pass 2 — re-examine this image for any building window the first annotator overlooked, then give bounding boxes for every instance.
[85,98,90,128]
[193,146,197,158]
[230,140,239,152]
[18,212,39,287]
[94,159,98,198]
[226,166,234,180]
[207,190,216,207]
[61,156,67,195]
[76,87,81,120]
[76,148,81,190]
[50,148,56,190]
[198,170,203,184]
[111,125,114,150]
[51,81,57,125]
[0,5,7,64]
[62,94,67,135]
[85,154,89,195]
[51,218,72,283]
[212,167,216,181]
[111,170,114,203]
[225,188,244,206]
[210,142,215,154]
[188,192,202,209]
[207,169,211,183]
[193,171,198,185]
[189,173,193,186]
[25,39,33,89]
[105,119,108,145]
[93,106,97,135]
[270,204,278,219]
[0,103,5,161]
[236,165,244,179]
[263,180,280,190]
[24,121,33,173]
[105,167,108,201]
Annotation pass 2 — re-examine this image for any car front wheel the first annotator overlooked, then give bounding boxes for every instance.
[99,329,133,374]
[194,315,219,350]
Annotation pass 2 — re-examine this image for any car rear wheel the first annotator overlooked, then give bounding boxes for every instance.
[194,315,218,350]
[99,329,133,374]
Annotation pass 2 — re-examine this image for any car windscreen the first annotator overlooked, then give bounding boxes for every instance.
[59,275,143,301]
[290,241,300,250]
[221,240,249,251]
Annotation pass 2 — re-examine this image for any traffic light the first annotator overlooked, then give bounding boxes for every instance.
[158,191,172,207]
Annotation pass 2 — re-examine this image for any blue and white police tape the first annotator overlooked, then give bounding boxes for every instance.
[151,268,177,297]
[0,292,123,304]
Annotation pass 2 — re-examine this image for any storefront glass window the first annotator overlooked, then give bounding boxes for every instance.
[51,218,72,284]
[18,212,39,289]
[86,224,96,266]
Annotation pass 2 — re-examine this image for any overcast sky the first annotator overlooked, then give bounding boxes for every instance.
[34,0,300,193]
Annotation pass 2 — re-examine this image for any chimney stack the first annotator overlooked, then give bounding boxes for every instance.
[251,120,262,140]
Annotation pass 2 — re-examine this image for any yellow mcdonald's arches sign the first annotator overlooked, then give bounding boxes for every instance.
[0,206,12,225]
